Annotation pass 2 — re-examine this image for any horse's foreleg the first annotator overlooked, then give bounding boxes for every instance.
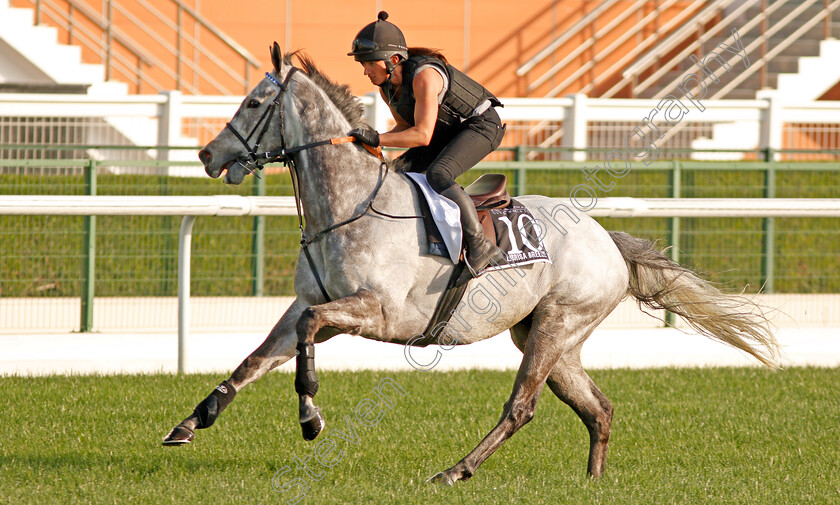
[294,289,385,441]
[162,300,305,446]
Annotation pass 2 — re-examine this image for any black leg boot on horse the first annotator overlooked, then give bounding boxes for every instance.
[440,185,505,277]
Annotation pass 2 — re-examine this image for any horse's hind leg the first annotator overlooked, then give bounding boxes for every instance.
[511,321,613,477]
[162,300,306,445]
[546,352,613,477]
[430,306,596,485]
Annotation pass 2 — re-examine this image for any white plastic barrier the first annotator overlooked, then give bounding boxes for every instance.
[3,196,840,372]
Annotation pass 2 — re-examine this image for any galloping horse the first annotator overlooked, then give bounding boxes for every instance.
[163,44,779,484]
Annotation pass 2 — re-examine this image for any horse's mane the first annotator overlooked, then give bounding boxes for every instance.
[285,51,368,130]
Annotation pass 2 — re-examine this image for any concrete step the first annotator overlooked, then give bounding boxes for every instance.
[2,6,35,25]
[641,70,778,99]
[0,82,89,93]
[745,4,840,24]
[776,39,840,100]
[767,56,800,74]
[704,36,823,58]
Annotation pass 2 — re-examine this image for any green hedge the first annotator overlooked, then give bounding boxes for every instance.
[1,165,838,297]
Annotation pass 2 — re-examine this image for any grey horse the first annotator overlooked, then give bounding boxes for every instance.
[164,44,779,484]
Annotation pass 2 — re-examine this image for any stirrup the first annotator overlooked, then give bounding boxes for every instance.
[463,246,505,278]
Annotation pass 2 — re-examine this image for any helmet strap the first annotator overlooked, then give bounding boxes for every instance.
[381,73,393,91]
[383,54,402,75]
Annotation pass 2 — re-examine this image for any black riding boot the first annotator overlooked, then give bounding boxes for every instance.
[440,185,505,277]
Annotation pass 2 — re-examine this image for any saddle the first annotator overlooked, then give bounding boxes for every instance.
[465,173,511,243]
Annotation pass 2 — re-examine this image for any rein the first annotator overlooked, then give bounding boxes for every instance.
[225,68,416,302]
[225,68,384,177]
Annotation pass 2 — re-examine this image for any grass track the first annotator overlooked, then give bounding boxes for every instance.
[2,368,838,504]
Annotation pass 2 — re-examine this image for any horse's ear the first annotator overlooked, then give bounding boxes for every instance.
[270,42,282,73]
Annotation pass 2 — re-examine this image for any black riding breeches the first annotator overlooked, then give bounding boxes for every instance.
[393,107,505,193]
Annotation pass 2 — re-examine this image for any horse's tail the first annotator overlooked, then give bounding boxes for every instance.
[609,231,780,368]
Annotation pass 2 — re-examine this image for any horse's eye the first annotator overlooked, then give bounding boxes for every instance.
[247,99,261,109]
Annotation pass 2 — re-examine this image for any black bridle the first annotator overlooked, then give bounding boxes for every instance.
[224,68,300,177]
[224,68,418,302]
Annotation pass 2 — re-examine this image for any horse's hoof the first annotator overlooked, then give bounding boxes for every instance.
[426,471,455,486]
[162,425,195,446]
[300,409,325,441]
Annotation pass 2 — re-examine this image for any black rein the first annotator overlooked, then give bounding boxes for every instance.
[224,67,420,303]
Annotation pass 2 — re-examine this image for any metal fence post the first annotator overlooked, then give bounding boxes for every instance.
[105,0,113,82]
[665,160,681,328]
[562,93,588,161]
[80,159,97,332]
[157,90,184,168]
[252,176,266,296]
[178,215,197,374]
[763,152,776,293]
[514,145,527,196]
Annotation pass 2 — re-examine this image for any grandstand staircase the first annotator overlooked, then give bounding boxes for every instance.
[0,0,129,95]
[474,0,840,152]
[505,0,840,101]
[636,0,840,100]
[0,0,258,161]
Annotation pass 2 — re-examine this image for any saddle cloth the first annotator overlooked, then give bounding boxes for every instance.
[405,172,552,272]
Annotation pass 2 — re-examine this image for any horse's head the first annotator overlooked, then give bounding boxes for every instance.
[200,43,370,186]
[199,42,297,185]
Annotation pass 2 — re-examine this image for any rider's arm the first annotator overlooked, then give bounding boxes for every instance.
[379,68,442,148]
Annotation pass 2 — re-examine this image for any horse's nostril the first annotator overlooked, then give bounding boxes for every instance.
[198,149,212,165]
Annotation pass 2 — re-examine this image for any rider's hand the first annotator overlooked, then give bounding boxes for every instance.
[348,127,380,148]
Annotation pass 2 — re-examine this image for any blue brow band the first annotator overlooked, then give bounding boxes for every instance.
[265,72,281,87]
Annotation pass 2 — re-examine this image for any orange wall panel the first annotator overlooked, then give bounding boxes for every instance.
[9,0,711,98]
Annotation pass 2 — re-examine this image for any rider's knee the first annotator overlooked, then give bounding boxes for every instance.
[427,168,457,193]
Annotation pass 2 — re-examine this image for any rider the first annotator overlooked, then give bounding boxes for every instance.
[347,11,506,277]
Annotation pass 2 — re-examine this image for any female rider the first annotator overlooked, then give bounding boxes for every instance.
[347,11,506,277]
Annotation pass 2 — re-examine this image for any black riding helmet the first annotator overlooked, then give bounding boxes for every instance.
[347,11,408,73]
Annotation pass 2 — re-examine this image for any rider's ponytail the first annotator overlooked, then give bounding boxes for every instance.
[408,47,448,64]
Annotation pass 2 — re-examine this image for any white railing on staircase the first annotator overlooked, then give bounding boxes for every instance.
[708,0,840,99]
[22,0,260,95]
[625,0,767,98]
[618,0,839,99]
[543,0,704,98]
[516,0,621,77]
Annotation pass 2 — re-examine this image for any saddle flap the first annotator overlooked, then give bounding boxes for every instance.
[477,209,496,244]
[465,173,511,209]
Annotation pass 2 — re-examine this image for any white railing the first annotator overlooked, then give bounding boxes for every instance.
[2,195,840,371]
[516,0,621,77]
[4,92,840,162]
[0,195,298,373]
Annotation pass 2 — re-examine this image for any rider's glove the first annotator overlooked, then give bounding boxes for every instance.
[348,127,380,148]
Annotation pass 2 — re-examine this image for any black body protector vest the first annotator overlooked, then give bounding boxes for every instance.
[383,55,502,131]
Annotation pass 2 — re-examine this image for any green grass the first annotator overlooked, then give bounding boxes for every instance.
[2,368,839,504]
